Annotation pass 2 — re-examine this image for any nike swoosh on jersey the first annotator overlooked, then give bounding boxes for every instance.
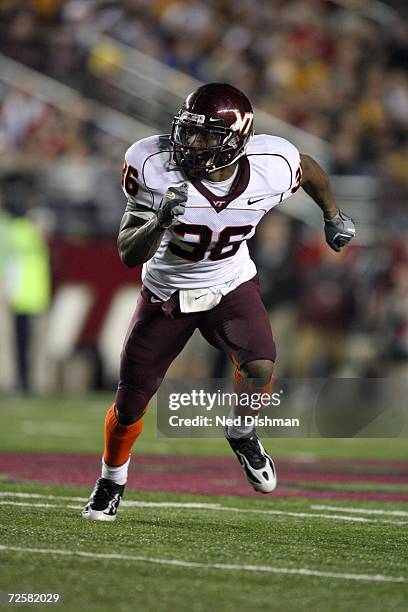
[247,197,267,205]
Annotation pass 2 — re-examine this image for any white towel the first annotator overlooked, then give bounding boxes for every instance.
[179,288,223,313]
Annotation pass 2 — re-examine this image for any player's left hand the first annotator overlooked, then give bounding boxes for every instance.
[324,210,356,252]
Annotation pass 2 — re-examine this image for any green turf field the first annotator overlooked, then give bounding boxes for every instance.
[1,394,407,459]
[0,395,407,612]
[0,482,407,612]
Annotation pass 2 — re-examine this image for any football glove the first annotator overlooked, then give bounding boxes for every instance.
[156,183,188,229]
[324,210,355,252]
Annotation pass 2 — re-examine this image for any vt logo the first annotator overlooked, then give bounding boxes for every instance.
[218,109,254,135]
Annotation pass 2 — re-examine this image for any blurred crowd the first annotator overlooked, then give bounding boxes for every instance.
[0,0,407,388]
[251,213,408,378]
[0,0,407,184]
[0,82,125,236]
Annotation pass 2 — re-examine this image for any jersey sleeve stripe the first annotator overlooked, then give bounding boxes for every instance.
[142,150,172,209]
[247,153,293,190]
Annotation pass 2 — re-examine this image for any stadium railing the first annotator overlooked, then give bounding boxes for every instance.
[0,53,154,144]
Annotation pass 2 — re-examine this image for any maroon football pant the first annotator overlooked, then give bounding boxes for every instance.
[115,275,276,421]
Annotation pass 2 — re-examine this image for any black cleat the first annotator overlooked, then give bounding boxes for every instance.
[225,430,277,493]
[82,478,125,522]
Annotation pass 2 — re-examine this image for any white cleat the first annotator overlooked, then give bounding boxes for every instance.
[225,431,277,493]
[82,478,125,521]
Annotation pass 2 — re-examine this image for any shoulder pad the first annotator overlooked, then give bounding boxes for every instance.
[247,134,301,192]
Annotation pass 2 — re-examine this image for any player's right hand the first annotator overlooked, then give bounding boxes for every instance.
[324,210,356,252]
[156,183,188,229]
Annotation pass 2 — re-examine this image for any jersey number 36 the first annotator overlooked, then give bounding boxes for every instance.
[169,224,253,262]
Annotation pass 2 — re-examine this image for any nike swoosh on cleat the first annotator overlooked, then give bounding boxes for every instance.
[247,197,267,205]
[194,294,207,300]
[151,297,162,303]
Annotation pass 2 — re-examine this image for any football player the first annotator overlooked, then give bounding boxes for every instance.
[83,83,355,520]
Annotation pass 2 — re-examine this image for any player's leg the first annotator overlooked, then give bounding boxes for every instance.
[83,288,197,520]
[230,358,274,434]
[199,275,277,493]
[226,358,277,493]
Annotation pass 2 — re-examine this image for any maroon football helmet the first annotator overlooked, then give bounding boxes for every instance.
[170,83,254,179]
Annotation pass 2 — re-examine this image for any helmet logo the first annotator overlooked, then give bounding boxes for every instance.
[231,110,254,135]
[219,109,253,136]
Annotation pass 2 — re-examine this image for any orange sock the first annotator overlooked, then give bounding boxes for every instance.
[103,404,143,467]
[233,366,274,416]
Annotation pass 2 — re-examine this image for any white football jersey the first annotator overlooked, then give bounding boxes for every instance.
[121,134,301,299]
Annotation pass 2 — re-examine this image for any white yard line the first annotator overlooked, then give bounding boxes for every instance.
[0,492,86,502]
[0,501,80,510]
[0,493,220,509]
[0,545,405,584]
[220,506,407,526]
[311,505,408,517]
[0,492,406,525]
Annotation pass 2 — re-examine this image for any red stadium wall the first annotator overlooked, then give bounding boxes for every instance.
[49,239,141,344]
